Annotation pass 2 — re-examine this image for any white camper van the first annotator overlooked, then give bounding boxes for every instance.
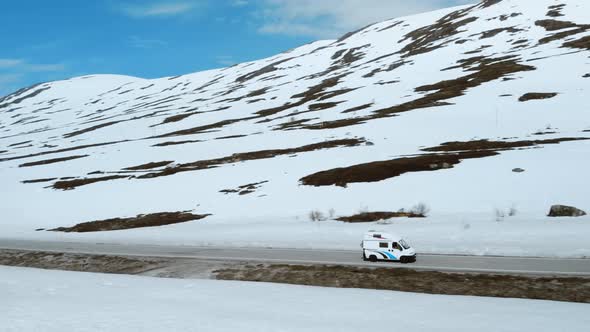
[361,231,416,263]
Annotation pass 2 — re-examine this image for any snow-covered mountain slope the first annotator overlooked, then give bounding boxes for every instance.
[1,0,589,254]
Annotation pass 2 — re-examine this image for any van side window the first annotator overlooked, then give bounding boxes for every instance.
[379,242,388,248]
[392,242,401,250]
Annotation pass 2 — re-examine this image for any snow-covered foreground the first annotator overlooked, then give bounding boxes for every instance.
[2,266,588,332]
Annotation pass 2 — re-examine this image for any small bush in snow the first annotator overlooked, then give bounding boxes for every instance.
[309,210,327,222]
[328,208,336,219]
[411,203,430,217]
[495,208,506,222]
[508,205,518,217]
[358,205,369,214]
[495,205,517,221]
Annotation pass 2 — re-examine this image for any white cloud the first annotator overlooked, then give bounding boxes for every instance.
[256,0,475,38]
[0,59,25,69]
[26,64,66,72]
[0,59,65,72]
[120,2,195,18]
[129,36,168,49]
[215,55,237,66]
[0,73,22,85]
[0,74,24,97]
[0,59,65,96]
[232,0,249,6]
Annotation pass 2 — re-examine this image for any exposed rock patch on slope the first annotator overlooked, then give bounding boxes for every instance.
[50,212,210,232]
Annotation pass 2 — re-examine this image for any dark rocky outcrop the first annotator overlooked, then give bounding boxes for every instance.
[548,205,587,217]
[519,93,558,102]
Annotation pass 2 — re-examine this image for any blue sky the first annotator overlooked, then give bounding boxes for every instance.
[0,0,472,96]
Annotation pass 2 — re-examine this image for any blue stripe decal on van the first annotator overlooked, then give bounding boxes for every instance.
[380,251,397,260]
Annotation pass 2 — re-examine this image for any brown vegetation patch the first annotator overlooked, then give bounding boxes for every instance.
[215,88,270,104]
[246,88,269,98]
[480,0,502,8]
[160,111,200,125]
[362,60,407,78]
[123,161,174,171]
[478,27,523,39]
[220,181,268,196]
[255,75,353,118]
[422,137,588,152]
[215,134,248,140]
[152,140,202,147]
[19,155,89,168]
[0,250,162,275]
[336,211,424,222]
[50,211,210,233]
[331,49,347,60]
[377,58,533,116]
[378,21,403,32]
[300,151,497,187]
[52,175,130,191]
[563,35,590,50]
[532,131,558,136]
[336,24,370,42]
[333,45,370,66]
[273,118,315,131]
[138,138,367,180]
[307,102,342,111]
[303,118,369,130]
[341,103,373,114]
[489,13,522,22]
[0,85,51,110]
[193,77,222,92]
[63,121,121,138]
[546,4,565,18]
[8,140,32,147]
[21,178,58,184]
[236,58,293,83]
[518,92,558,102]
[154,116,257,138]
[535,19,577,31]
[0,140,128,163]
[302,58,534,131]
[536,20,590,45]
[422,58,533,92]
[398,6,477,58]
[375,80,400,86]
[215,264,590,303]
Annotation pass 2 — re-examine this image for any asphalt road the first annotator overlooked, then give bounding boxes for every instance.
[1,239,589,276]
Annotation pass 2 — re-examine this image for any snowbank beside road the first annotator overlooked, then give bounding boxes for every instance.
[4,213,590,258]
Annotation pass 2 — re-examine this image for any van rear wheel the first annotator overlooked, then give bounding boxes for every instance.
[369,255,377,262]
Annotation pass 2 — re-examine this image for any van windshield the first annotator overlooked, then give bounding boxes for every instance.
[400,239,410,249]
